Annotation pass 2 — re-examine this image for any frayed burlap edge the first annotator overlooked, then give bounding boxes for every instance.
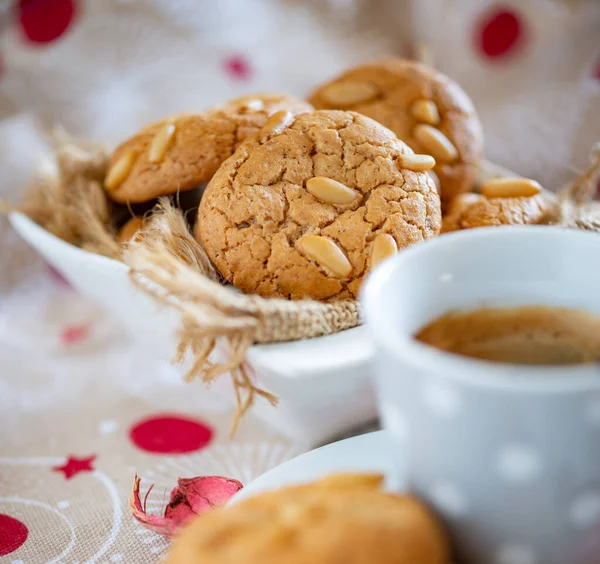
[4,138,600,434]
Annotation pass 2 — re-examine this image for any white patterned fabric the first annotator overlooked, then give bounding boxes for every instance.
[0,0,598,560]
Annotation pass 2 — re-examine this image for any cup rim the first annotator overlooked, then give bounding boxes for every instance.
[361,225,600,393]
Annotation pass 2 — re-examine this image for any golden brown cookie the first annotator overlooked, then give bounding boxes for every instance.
[104,93,313,204]
[442,190,550,233]
[309,59,483,210]
[165,473,450,564]
[195,109,441,300]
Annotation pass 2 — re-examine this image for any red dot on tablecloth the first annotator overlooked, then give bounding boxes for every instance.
[474,6,525,60]
[17,0,77,45]
[130,415,213,454]
[0,514,28,556]
[223,55,252,81]
[60,324,89,345]
[593,58,600,81]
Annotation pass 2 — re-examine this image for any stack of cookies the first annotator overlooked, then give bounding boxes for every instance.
[103,58,549,302]
[105,93,313,244]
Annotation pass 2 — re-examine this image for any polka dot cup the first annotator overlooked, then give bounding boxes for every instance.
[363,226,600,564]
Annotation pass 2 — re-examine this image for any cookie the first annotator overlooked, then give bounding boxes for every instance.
[309,59,483,209]
[104,93,313,204]
[442,177,550,232]
[165,474,450,564]
[195,109,441,300]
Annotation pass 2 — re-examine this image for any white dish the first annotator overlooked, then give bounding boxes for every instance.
[234,431,396,502]
[9,212,377,446]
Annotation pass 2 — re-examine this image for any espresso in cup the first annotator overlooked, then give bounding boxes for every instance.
[415,305,600,364]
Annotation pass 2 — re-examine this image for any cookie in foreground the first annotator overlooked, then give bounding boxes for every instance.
[104,93,313,204]
[196,109,441,300]
[165,473,450,564]
[309,58,483,210]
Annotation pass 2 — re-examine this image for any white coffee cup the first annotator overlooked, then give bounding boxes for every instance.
[362,226,600,564]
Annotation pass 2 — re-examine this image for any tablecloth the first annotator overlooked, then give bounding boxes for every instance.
[1,0,599,561]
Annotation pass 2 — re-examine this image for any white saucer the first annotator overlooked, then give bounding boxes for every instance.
[234,431,399,503]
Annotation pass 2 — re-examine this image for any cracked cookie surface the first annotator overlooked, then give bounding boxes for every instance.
[165,474,450,564]
[441,193,550,232]
[104,93,313,204]
[196,110,441,300]
[309,59,483,210]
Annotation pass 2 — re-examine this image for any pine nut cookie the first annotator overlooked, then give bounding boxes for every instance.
[309,59,483,210]
[165,474,450,564]
[195,110,441,301]
[104,93,313,204]
[441,180,550,233]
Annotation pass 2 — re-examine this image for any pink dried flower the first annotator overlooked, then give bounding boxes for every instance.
[129,473,243,539]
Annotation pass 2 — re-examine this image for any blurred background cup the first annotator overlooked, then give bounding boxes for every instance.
[362,226,600,564]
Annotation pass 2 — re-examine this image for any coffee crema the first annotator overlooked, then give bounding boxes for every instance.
[414,306,600,365]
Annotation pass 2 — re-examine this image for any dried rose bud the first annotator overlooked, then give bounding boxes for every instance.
[129,473,243,539]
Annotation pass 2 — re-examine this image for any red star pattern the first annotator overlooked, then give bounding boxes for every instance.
[52,455,96,480]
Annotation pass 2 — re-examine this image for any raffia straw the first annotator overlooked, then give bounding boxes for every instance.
[414,42,433,66]
[16,135,121,259]
[553,142,600,229]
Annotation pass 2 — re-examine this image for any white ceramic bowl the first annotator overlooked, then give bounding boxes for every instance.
[9,212,376,446]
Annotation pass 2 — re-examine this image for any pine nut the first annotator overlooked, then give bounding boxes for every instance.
[319,81,379,106]
[241,99,264,111]
[148,123,176,164]
[481,177,542,198]
[413,124,458,163]
[398,153,436,172]
[260,110,294,141]
[306,177,359,205]
[370,233,398,269]
[105,150,137,191]
[297,235,352,278]
[410,99,440,125]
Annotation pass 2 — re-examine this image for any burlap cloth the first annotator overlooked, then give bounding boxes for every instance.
[1,0,599,562]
